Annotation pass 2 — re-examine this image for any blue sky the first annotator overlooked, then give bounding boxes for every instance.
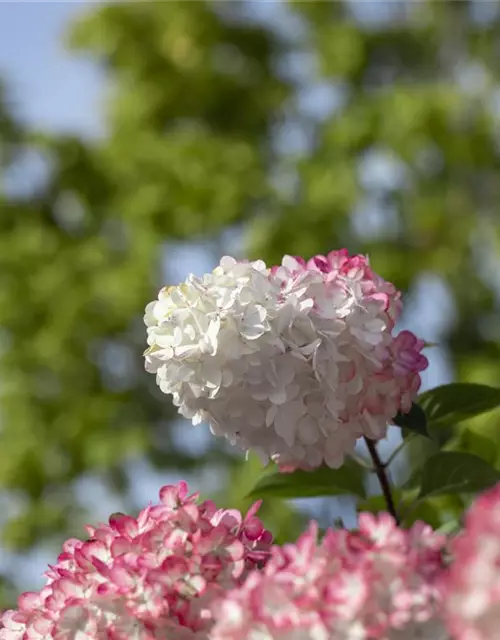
[0,1,104,137]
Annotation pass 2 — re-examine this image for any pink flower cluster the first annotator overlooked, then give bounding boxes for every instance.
[212,514,447,640]
[444,484,500,640]
[270,250,429,471]
[4,482,500,640]
[0,482,272,640]
[272,250,429,419]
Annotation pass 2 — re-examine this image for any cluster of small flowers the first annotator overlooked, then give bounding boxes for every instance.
[212,514,448,640]
[144,251,428,470]
[3,481,500,640]
[0,482,272,640]
[444,484,500,640]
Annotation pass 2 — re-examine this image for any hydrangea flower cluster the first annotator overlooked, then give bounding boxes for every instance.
[444,484,500,640]
[144,251,428,469]
[0,482,272,640]
[211,514,448,640]
[5,482,500,639]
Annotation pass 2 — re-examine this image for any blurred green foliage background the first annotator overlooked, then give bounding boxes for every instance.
[2,0,500,606]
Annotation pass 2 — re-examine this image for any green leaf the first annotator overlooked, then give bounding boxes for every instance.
[457,428,498,466]
[418,383,500,430]
[393,403,430,438]
[401,499,444,529]
[358,492,444,529]
[247,459,366,500]
[357,492,402,515]
[403,437,441,488]
[435,519,461,535]
[417,451,500,499]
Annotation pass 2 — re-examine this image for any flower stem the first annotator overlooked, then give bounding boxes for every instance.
[364,438,400,525]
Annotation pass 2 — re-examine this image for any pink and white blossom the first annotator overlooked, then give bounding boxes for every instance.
[0,482,272,640]
[144,250,427,469]
[443,484,500,640]
[9,482,500,639]
[211,513,448,640]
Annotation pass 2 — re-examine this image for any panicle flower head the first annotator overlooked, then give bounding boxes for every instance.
[144,250,427,469]
[0,482,272,640]
[211,512,448,640]
[443,483,500,640]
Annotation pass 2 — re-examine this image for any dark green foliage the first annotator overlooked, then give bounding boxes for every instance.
[248,458,367,500]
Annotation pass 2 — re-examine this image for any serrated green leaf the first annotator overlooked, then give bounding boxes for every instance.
[417,452,500,499]
[393,403,430,438]
[418,383,500,430]
[247,459,366,500]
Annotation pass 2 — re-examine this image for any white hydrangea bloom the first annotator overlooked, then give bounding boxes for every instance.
[144,252,427,469]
